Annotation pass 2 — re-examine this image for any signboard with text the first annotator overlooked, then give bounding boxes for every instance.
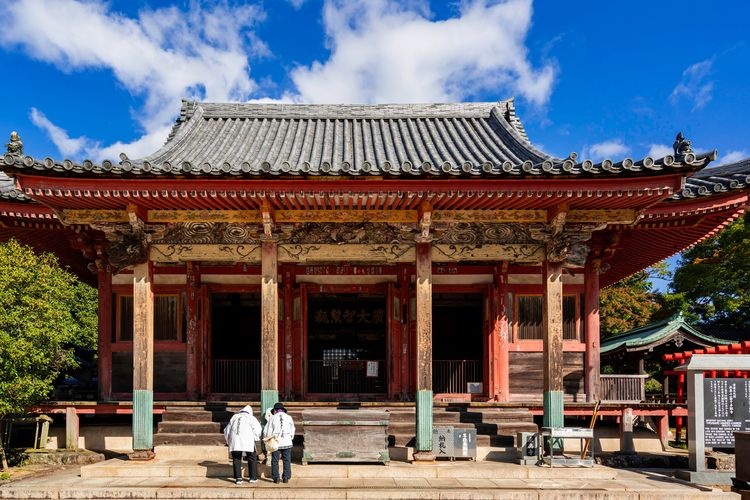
[703,378,750,447]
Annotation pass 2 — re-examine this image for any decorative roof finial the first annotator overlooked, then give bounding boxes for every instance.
[5,131,23,155]
[673,132,693,156]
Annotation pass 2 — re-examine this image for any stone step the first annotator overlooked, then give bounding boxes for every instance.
[157,421,223,434]
[161,410,233,422]
[153,433,227,447]
[447,410,535,424]
[473,422,539,436]
[82,457,622,480]
[155,445,230,461]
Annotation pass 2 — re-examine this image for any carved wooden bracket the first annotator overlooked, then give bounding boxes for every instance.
[261,201,275,240]
[417,202,432,243]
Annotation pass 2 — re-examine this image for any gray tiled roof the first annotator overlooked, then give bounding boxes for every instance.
[675,158,750,199]
[0,170,26,201]
[1,99,715,178]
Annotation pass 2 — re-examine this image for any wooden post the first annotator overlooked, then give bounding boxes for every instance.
[132,261,154,452]
[492,265,510,402]
[584,259,601,402]
[542,260,564,431]
[65,407,79,450]
[97,268,112,401]
[619,407,636,454]
[185,262,200,400]
[283,270,294,400]
[655,414,669,450]
[398,264,410,400]
[388,282,400,400]
[261,239,279,416]
[414,242,434,461]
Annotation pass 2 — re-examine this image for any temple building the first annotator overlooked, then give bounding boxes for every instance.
[1,99,749,458]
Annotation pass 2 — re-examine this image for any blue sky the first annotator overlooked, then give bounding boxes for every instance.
[2,0,748,168]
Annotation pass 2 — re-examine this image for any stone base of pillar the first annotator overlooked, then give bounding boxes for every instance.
[412,451,436,462]
[127,450,155,461]
[260,389,279,426]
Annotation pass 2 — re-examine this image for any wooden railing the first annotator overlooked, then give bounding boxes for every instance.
[307,360,386,394]
[212,359,260,393]
[433,360,482,394]
[600,374,649,402]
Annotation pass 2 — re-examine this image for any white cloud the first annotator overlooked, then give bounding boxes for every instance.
[29,108,95,157]
[716,150,748,166]
[670,59,714,111]
[647,144,673,159]
[288,0,307,8]
[287,0,555,105]
[581,140,629,162]
[3,0,265,160]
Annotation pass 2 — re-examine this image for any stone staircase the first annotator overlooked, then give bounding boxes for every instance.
[154,406,233,460]
[152,404,537,461]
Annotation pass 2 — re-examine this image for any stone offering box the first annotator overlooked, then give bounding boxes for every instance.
[301,409,390,465]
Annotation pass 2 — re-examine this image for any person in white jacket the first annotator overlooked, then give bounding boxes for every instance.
[263,402,296,483]
[223,405,262,484]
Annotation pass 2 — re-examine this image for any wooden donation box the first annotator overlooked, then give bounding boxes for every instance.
[301,410,390,465]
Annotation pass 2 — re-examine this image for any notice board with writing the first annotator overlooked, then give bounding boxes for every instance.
[703,378,750,447]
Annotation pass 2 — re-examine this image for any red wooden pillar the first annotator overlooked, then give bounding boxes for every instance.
[490,265,510,401]
[584,259,601,402]
[97,268,112,400]
[185,262,200,400]
[282,267,294,400]
[388,283,400,400]
[398,264,411,399]
[654,414,669,450]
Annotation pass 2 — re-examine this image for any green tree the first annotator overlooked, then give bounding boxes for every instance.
[0,240,98,468]
[670,213,750,327]
[600,269,663,337]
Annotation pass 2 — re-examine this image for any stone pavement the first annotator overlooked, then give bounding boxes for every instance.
[0,458,738,499]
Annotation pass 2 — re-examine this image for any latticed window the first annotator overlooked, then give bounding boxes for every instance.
[515,295,580,341]
[116,294,181,341]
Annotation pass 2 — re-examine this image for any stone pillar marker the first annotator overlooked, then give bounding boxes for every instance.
[414,241,434,461]
[261,239,279,420]
[542,260,564,432]
[132,261,154,453]
[584,259,601,402]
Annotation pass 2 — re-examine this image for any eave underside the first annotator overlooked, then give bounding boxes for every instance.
[599,198,747,286]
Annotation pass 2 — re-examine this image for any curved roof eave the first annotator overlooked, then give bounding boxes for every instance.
[1,99,716,180]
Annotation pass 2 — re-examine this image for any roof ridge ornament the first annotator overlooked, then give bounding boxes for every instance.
[673,132,693,156]
[6,131,22,155]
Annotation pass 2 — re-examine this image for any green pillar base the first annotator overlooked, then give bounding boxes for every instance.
[260,389,279,426]
[415,390,433,453]
[132,389,153,451]
[543,390,565,452]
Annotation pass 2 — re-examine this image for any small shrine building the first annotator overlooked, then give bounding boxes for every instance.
[1,100,749,458]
